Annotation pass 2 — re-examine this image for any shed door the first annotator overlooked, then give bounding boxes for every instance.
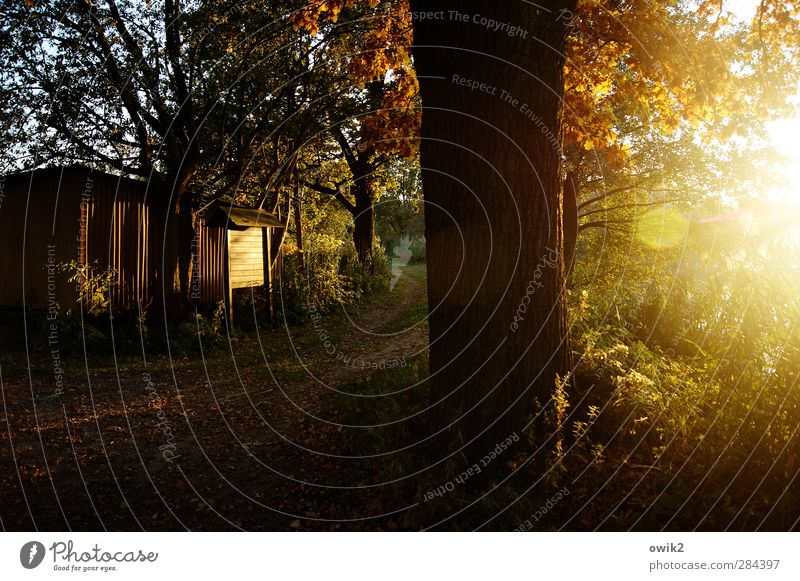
[227,228,265,289]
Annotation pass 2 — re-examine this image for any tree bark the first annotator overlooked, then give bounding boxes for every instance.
[294,183,305,274]
[149,169,196,319]
[564,170,579,276]
[351,179,376,267]
[411,0,575,463]
[330,125,378,266]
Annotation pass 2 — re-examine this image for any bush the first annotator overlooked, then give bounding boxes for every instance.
[561,268,800,529]
[277,240,390,322]
[58,260,118,317]
[409,238,426,263]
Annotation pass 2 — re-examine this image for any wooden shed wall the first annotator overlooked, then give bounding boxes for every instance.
[227,227,266,289]
[0,167,155,311]
[1,167,283,312]
[0,169,84,309]
[84,172,153,309]
[194,220,226,304]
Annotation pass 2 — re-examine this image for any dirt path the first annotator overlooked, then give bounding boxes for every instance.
[0,264,429,531]
[284,264,429,405]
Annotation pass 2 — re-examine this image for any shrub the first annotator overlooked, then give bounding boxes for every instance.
[277,240,390,321]
[57,259,118,317]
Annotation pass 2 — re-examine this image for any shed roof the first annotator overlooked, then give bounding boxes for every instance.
[1,164,150,189]
[206,201,285,229]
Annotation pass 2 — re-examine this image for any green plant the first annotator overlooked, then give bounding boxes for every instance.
[193,301,226,344]
[57,260,118,317]
[409,238,426,263]
[278,241,391,320]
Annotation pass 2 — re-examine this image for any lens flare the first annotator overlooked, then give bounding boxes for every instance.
[636,207,690,248]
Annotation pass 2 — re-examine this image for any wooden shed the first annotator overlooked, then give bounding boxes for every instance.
[0,165,284,317]
[194,200,285,320]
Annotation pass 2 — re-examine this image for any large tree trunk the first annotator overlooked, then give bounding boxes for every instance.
[412,0,575,463]
[351,178,375,267]
[149,170,195,320]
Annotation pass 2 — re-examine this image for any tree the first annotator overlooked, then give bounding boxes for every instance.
[375,156,424,256]
[293,0,419,265]
[0,0,209,312]
[560,0,800,197]
[412,1,576,458]
[305,121,392,267]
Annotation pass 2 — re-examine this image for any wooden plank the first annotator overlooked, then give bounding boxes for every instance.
[224,229,233,326]
[230,264,264,272]
[231,281,263,289]
[263,226,273,320]
[228,253,264,261]
[230,268,265,275]
[228,246,263,253]
[230,247,262,253]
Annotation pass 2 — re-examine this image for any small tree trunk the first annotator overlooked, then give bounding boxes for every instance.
[564,171,579,277]
[177,196,195,302]
[294,184,305,274]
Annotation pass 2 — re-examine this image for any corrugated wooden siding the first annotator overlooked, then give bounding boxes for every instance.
[227,227,266,289]
[0,166,155,311]
[0,168,83,309]
[84,172,153,310]
[194,219,226,304]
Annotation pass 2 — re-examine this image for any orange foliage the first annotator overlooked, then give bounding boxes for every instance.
[293,0,419,159]
[295,0,800,166]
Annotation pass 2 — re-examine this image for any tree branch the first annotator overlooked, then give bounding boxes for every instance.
[302,179,356,214]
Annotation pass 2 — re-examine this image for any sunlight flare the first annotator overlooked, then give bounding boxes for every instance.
[765,117,800,203]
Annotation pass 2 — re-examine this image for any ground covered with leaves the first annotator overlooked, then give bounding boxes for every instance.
[1,266,434,531]
[3,261,799,531]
